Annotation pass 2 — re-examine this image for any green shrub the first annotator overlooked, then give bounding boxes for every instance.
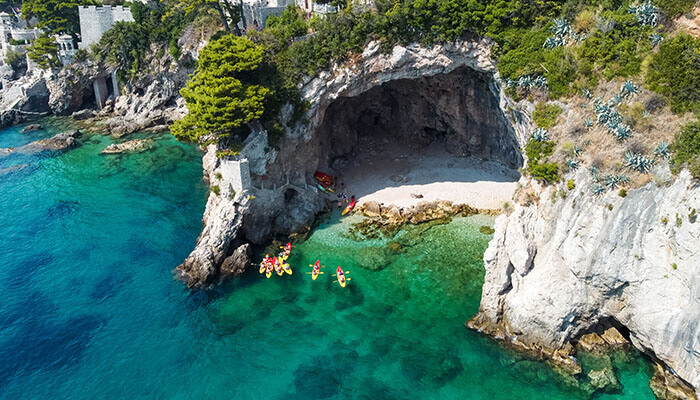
[671,262,678,270]
[4,49,26,72]
[211,185,220,195]
[655,0,697,16]
[533,103,563,129]
[529,162,560,184]
[661,216,669,224]
[215,172,222,180]
[567,179,575,190]
[670,121,700,178]
[676,213,683,227]
[618,188,628,197]
[646,34,700,114]
[525,140,555,164]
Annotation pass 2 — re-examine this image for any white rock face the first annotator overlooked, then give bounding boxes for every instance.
[292,38,530,146]
[475,168,700,396]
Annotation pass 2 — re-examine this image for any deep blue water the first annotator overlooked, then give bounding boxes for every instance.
[0,119,656,399]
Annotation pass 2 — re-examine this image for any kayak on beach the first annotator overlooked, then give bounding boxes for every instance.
[342,196,356,216]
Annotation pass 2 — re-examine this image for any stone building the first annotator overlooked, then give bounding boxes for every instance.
[77,5,135,50]
[0,11,40,61]
[241,0,338,29]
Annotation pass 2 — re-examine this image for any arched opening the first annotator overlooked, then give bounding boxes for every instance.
[315,66,522,210]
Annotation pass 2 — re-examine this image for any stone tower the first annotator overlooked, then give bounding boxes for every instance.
[77,6,135,50]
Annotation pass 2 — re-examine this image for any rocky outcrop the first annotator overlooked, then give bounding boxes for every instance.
[0,74,51,129]
[100,139,154,155]
[46,60,105,115]
[20,123,41,133]
[469,168,700,398]
[0,130,82,157]
[358,200,482,228]
[173,144,251,289]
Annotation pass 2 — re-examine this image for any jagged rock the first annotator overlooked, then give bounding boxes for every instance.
[1,130,81,157]
[600,327,628,347]
[471,168,700,397]
[219,243,251,280]
[46,60,105,115]
[410,193,424,199]
[72,109,95,121]
[588,368,620,392]
[100,139,154,155]
[650,363,698,400]
[20,123,41,133]
[578,333,608,353]
[0,74,51,129]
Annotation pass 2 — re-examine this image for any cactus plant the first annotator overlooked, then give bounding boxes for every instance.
[592,183,606,195]
[620,80,639,98]
[530,128,550,142]
[629,1,658,26]
[654,142,670,159]
[613,124,632,140]
[584,118,594,128]
[650,33,663,46]
[566,159,581,170]
[625,152,654,173]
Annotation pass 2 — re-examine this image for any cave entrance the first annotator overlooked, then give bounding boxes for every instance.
[316,66,523,210]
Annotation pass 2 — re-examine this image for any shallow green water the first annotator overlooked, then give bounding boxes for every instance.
[0,119,656,399]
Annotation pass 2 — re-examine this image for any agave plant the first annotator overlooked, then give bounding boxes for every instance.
[604,174,621,190]
[613,124,632,141]
[630,0,658,26]
[543,35,565,49]
[589,166,601,182]
[533,75,548,88]
[584,118,594,128]
[620,80,639,99]
[592,183,606,196]
[517,75,535,88]
[552,18,572,37]
[574,145,583,157]
[642,110,650,118]
[582,89,593,99]
[611,93,624,105]
[566,158,581,170]
[625,152,654,173]
[654,142,670,158]
[615,174,631,184]
[650,33,663,46]
[531,128,550,142]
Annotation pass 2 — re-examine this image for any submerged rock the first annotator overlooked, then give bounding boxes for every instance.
[72,109,95,121]
[1,130,82,157]
[20,123,41,133]
[100,139,154,155]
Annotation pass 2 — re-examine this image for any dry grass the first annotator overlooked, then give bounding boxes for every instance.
[545,78,695,188]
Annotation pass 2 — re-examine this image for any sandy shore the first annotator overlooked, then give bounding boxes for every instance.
[331,138,519,210]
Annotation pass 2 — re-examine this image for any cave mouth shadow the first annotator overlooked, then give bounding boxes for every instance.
[315,66,522,209]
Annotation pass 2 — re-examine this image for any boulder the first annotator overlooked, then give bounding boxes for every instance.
[220,243,251,280]
[20,123,41,133]
[100,139,153,155]
[72,109,95,121]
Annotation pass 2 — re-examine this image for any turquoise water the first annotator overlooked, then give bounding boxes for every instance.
[0,120,656,399]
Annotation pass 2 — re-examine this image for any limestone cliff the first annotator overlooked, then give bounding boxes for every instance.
[0,73,51,129]
[469,169,700,398]
[177,38,528,287]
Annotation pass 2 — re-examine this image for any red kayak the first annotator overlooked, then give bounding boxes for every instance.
[342,198,356,216]
[315,171,333,186]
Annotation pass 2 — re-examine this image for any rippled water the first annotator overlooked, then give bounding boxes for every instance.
[0,120,656,399]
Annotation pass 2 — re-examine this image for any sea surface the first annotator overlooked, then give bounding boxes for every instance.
[0,120,656,399]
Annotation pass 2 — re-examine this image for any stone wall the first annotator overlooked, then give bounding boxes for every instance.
[78,6,134,50]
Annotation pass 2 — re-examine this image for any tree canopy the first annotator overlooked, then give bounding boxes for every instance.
[21,0,99,35]
[26,33,60,69]
[171,34,271,143]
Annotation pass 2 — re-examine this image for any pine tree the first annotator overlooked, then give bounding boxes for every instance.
[171,34,270,143]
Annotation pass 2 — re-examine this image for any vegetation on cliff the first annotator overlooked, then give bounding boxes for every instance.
[171,35,270,143]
